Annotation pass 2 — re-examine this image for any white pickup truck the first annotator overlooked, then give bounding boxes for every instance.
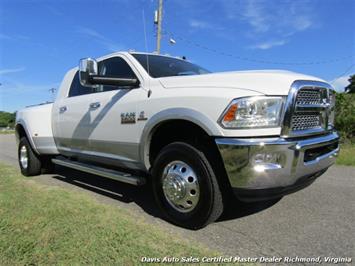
[16,51,339,229]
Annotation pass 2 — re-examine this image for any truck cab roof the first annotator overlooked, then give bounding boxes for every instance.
[96,51,187,62]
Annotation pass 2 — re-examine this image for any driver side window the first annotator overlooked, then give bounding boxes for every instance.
[96,57,137,93]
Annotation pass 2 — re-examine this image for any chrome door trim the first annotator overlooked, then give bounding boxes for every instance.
[89,102,101,109]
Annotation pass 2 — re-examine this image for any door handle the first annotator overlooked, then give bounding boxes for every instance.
[90,102,101,109]
[59,106,67,113]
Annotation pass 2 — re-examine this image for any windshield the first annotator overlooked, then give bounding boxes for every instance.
[131,54,210,78]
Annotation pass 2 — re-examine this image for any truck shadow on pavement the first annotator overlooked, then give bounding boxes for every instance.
[51,166,280,223]
[218,197,281,222]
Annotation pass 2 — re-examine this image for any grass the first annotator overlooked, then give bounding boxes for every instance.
[0,163,218,265]
[0,130,15,134]
[336,143,355,166]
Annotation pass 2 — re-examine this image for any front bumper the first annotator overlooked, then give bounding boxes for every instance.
[216,132,339,202]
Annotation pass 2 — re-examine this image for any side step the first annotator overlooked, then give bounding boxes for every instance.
[52,158,146,186]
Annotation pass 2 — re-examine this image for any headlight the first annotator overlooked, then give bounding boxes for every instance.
[219,96,284,129]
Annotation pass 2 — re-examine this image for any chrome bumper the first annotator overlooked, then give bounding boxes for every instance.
[216,132,339,200]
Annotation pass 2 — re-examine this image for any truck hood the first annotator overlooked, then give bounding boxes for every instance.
[158,70,326,95]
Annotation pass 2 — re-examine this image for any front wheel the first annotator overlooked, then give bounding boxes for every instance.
[151,142,224,229]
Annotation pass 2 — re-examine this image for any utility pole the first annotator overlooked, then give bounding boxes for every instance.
[49,88,57,102]
[155,0,163,54]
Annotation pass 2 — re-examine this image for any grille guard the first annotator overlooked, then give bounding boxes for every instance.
[281,80,336,138]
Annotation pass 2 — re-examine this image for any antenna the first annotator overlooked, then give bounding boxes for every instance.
[142,9,150,76]
[142,9,152,97]
[49,88,57,102]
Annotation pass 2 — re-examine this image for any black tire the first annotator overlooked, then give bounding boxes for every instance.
[18,137,42,176]
[151,142,224,229]
[40,156,55,174]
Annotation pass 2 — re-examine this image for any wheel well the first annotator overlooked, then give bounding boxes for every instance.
[15,124,27,141]
[148,119,233,200]
[149,120,216,167]
[15,124,51,161]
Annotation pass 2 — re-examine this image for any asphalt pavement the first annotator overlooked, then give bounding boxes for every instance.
[1,134,354,264]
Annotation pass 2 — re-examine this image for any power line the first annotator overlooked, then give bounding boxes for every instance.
[165,30,355,66]
[330,63,355,85]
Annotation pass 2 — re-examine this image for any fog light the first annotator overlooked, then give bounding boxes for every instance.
[252,153,281,164]
[252,152,283,172]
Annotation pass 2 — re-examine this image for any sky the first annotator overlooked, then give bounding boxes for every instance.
[0,0,354,112]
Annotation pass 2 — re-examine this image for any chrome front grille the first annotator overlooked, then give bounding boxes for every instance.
[282,80,335,137]
[291,113,321,131]
[295,89,322,105]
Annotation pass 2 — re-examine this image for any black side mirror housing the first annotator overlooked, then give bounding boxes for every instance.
[89,76,139,88]
[79,58,140,89]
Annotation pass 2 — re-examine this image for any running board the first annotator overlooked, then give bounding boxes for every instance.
[52,158,146,186]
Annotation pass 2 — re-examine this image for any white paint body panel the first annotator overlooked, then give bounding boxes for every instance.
[158,70,325,95]
[16,51,329,170]
[16,103,58,154]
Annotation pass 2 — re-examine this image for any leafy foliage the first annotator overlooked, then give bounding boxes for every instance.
[345,74,355,93]
[337,144,355,166]
[335,93,355,142]
[0,111,16,128]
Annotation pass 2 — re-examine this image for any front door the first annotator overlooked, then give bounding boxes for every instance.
[82,56,145,167]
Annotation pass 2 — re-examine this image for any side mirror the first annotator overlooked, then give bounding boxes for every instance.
[79,58,98,87]
[78,57,140,89]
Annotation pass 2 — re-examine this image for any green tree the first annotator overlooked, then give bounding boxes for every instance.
[0,111,16,128]
[345,74,355,93]
[335,93,355,142]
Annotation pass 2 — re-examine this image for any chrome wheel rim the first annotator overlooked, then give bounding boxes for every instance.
[20,145,28,169]
[162,160,200,213]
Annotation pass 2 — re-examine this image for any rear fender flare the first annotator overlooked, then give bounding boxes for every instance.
[15,119,39,154]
